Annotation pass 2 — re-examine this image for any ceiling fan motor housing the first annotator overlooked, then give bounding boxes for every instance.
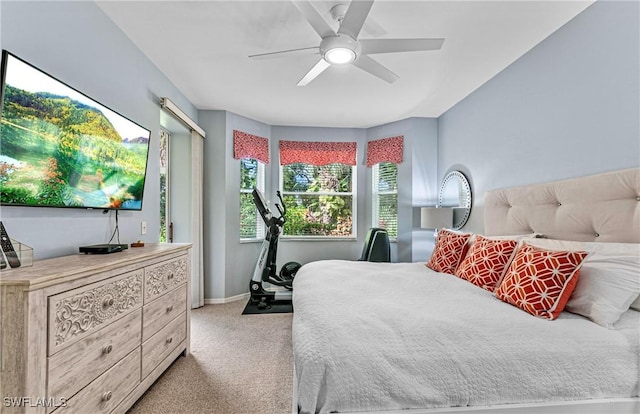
[330,3,348,22]
[320,35,361,64]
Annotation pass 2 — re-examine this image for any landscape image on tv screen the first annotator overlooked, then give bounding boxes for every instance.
[0,51,151,210]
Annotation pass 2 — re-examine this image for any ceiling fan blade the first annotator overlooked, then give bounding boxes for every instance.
[297,58,331,86]
[292,1,336,39]
[338,0,374,40]
[249,46,319,60]
[360,38,445,54]
[352,54,398,84]
[362,17,387,38]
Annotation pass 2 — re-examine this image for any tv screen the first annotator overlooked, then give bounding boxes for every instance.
[0,51,151,210]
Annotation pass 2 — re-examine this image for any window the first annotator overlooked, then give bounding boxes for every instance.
[367,136,403,240]
[159,130,169,242]
[240,158,265,240]
[372,162,398,238]
[280,163,355,237]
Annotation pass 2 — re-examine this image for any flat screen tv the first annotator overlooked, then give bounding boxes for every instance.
[0,50,151,210]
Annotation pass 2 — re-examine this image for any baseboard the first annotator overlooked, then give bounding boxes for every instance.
[204,292,250,305]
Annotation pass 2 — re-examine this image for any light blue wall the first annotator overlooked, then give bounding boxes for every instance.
[437,0,640,234]
[0,1,198,259]
[199,110,227,300]
[199,110,272,300]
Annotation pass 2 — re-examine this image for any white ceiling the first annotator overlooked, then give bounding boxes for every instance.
[97,1,593,128]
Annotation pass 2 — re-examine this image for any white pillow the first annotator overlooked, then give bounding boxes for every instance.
[522,238,640,327]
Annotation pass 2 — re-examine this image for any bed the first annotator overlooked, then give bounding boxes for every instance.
[291,168,640,414]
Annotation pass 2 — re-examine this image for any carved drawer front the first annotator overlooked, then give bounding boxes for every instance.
[142,312,186,378]
[144,255,189,303]
[52,348,140,414]
[142,285,187,342]
[48,269,143,355]
[47,309,142,403]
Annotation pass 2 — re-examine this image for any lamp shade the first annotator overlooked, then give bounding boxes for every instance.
[421,207,453,229]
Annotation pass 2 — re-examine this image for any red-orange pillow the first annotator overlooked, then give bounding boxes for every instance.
[495,243,588,320]
[426,229,472,274]
[456,235,518,292]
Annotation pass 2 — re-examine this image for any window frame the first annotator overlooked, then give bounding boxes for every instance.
[372,162,398,241]
[239,158,266,242]
[279,162,357,240]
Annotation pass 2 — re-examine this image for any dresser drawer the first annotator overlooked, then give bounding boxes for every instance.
[48,309,142,401]
[48,269,143,355]
[143,285,187,341]
[54,348,140,414]
[142,312,186,378]
[144,256,189,303]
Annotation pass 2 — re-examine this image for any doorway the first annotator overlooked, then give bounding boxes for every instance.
[159,107,204,308]
[159,111,192,245]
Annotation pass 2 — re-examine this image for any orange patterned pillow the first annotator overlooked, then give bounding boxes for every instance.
[426,229,472,274]
[456,235,518,292]
[495,243,588,320]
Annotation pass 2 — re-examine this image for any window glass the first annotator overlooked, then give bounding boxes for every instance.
[280,163,355,237]
[240,158,265,239]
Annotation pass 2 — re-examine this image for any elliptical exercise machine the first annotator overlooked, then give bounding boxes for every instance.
[249,188,302,309]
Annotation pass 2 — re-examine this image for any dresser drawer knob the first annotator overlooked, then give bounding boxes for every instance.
[166,304,174,312]
[103,298,115,308]
[101,391,112,402]
[167,273,174,280]
[102,344,113,354]
[166,337,173,344]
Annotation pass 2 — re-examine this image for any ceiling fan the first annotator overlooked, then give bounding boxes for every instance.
[249,0,444,86]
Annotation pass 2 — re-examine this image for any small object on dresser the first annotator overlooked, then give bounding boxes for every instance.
[131,240,145,247]
[0,221,21,268]
[79,244,127,254]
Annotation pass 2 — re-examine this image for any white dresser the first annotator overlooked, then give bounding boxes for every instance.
[0,243,191,414]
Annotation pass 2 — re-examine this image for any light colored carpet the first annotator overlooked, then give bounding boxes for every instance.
[127,300,293,414]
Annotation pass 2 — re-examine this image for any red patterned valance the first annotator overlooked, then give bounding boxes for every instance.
[366,135,404,167]
[279,140,357,166]
[233,130,270,164]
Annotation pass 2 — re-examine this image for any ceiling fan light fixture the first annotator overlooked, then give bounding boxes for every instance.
[324,47,355,65]
[320,35,360,65]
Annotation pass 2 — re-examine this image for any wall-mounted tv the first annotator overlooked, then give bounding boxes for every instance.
[0,51,151,210]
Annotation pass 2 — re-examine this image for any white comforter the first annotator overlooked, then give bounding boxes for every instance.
[292,260,640,414]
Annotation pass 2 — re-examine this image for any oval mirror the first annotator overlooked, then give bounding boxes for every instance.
[438,171,472,230]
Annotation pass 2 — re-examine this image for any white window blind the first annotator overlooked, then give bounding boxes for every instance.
[372,162,398,238]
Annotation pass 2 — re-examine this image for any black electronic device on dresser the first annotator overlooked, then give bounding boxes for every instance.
[0,221,21,268]
[79,243,129,254]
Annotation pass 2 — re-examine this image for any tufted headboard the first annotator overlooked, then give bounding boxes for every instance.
[484,168,640,243]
